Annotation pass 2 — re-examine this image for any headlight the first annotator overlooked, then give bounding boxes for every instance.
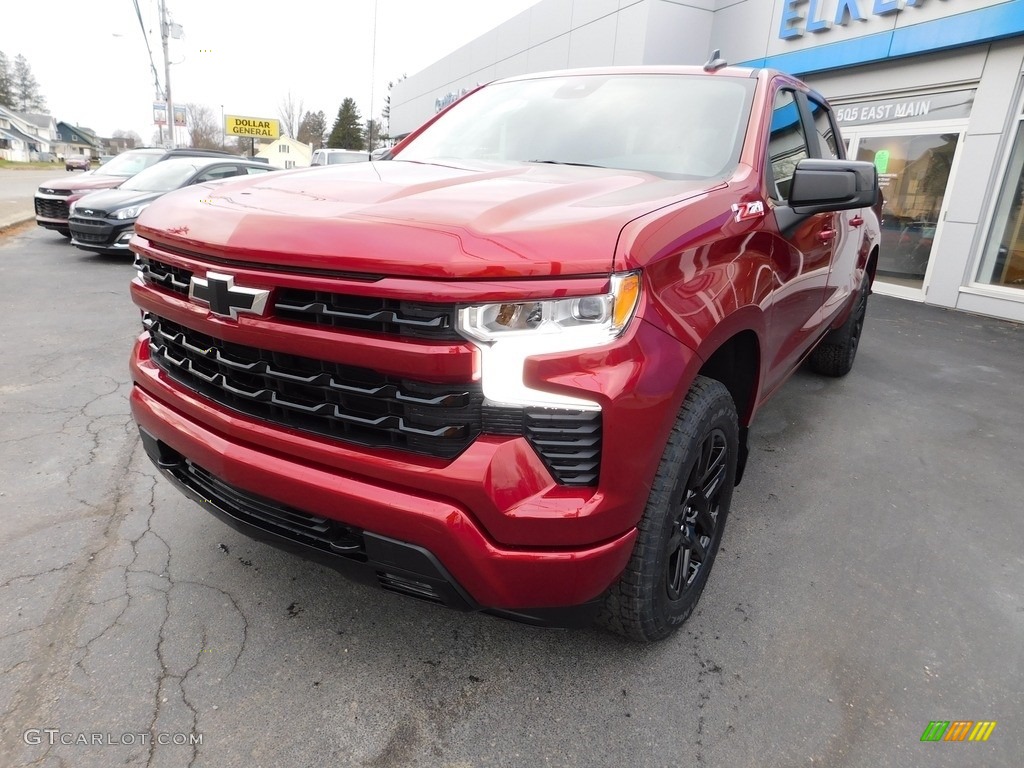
[69,201,78,215]
[111,204,149,220]
[456,272,641,409]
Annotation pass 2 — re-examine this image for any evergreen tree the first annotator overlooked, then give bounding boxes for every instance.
[297,110,327,150]
[0,50,12,109]
[13,54,46,112]
[327,98,365,150]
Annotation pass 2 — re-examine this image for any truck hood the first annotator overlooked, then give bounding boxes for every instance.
[134,160,721,279]
[38,172,128,194]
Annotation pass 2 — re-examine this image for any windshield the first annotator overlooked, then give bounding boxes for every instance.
[120,161,199,192]
[397,74,755,179]
[94,151,163,178]
[327,152,369,164]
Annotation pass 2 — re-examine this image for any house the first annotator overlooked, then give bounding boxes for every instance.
[100,135,136,155]
[255,135,311,169]
[0,106,55,162]
[56,121,102,161]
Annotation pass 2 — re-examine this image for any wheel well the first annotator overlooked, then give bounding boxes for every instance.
[697,331,759,486]
[867,246,879,286]
[697,330,760,424]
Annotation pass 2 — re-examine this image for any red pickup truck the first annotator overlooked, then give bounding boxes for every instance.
[129,65,880,641]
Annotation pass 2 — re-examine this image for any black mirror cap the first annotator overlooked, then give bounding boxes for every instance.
[789,158,879,214]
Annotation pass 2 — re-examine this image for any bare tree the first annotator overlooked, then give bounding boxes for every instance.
[0,50,12,109]
[297,110,326,150]
[112,129,142,149]
[226,135,254,156]
[278,90,304,139]
[365,119,382,152]
[184,103,221,149]
[12,54,46,112]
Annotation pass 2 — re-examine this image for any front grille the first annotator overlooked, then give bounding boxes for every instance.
[136,256,602,484]
[482,407,602,486]
[136,256,191,295]
[146,314,483,458]
[70,217,114,244]
[35,198,70,219]
[136,256,460,340]
[177,459,365,556]
[275,289,461,340]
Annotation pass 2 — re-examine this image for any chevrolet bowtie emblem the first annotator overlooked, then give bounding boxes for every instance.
[188,271,270,320]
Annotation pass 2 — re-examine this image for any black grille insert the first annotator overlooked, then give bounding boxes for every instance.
[180,459,366,557]
[483,406,602,486]
[137,257,460,340]
[145,314,483,458]
[275,288,460,340]
[137,256,192,295]
[35,198,70,220]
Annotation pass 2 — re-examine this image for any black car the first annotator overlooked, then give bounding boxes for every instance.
[68,156,275,254]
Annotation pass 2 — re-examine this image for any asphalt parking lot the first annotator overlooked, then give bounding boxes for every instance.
[1,224,1021,768]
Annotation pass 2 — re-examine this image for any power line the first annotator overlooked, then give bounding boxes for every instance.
[131,0,163,99]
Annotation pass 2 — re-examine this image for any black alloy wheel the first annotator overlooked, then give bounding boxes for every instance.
[665,427,728,601]
[598,375,738,642]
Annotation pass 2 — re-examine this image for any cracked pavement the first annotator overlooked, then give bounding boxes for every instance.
[1,226,1022,767]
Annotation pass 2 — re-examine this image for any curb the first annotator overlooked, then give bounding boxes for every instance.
[0,213,35,232]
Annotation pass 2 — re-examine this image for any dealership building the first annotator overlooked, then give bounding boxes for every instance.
[390,0,1024,322]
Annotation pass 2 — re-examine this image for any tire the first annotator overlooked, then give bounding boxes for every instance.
[58,229,72,239]
[808,272,870,378]
[597,376,738,642]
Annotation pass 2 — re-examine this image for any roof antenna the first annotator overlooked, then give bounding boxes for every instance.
[703,49,728,73]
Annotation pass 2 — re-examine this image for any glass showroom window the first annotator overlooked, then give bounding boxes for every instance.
[977,119,1024,289]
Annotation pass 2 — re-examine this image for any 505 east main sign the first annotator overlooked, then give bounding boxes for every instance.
[779,0,953,40]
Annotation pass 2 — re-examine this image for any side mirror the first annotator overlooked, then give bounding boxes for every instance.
[788,158,878,214]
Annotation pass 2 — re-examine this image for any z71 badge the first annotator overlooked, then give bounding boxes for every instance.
[731,200,765,222]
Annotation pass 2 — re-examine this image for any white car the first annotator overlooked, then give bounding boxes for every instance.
[309,148,371,166]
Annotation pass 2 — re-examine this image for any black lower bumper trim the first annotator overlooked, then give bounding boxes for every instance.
[138,427,602,629]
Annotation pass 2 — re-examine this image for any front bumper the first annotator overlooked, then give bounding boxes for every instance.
[132,384,636,622]
[34,192,72,230]
[69,216,134,252]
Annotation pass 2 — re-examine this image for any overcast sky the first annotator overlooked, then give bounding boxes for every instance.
[0,0,538,144]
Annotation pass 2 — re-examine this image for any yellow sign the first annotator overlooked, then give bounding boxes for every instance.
[224,115,280,139]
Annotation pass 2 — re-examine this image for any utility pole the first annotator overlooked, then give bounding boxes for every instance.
[159,0,175,148]
[368,0,378,151]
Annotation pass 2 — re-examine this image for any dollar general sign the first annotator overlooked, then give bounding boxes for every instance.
[225,115,280,139]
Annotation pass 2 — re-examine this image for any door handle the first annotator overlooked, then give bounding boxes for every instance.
[817,229,836,243]
[850,215,865,227]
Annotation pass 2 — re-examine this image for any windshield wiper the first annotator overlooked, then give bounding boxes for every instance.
[527,160,607,169]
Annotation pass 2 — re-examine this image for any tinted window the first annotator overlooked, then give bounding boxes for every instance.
[195,165,245,182]
[120,161,200,191]
[809,98,841,159]
[95,151,162,178]
[397,74,756,180]
[767,90,809,201]
[327,152,370,164]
